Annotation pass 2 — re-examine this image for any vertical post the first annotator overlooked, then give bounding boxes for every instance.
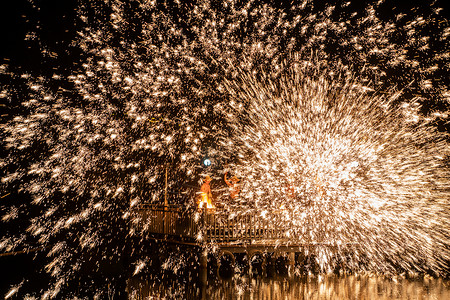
[164,165,168,238]
[249,215,252,240]
[213,214,216,239]
[164,165,168,207]
[288,252,295,278]
[227,218,230,242]
[203,207,207,239]
[199,248,208,286]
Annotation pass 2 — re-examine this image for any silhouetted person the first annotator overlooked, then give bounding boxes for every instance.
[198,175,214,208]
[224,171,241,200]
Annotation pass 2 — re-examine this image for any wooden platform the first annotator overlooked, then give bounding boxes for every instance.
[134,204,353,283]
[133,204,345,249]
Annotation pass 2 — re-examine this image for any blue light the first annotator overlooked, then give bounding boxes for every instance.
[203,158,211,166]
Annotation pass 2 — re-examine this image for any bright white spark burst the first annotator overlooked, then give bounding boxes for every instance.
[220,57,450,274]
[0,0,449,297]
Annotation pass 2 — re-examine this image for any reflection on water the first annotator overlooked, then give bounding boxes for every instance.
[128,273,450,299]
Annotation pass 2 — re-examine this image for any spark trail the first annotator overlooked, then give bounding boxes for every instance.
[0,0,449,297]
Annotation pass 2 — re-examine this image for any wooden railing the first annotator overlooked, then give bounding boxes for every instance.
[134,204,200,239]
[203,210,292,242]
[134,204,301,243]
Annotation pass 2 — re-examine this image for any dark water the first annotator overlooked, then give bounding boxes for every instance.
[2,252,449,299]
[128,273,450,300]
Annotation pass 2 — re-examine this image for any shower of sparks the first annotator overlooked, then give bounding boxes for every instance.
[0,0,449,297]
[219,57,450,274]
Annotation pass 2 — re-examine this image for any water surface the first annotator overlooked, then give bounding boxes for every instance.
[128,273,450,299]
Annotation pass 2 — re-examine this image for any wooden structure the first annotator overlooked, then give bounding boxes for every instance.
[133,204,322,246]
[134,204,342,284]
